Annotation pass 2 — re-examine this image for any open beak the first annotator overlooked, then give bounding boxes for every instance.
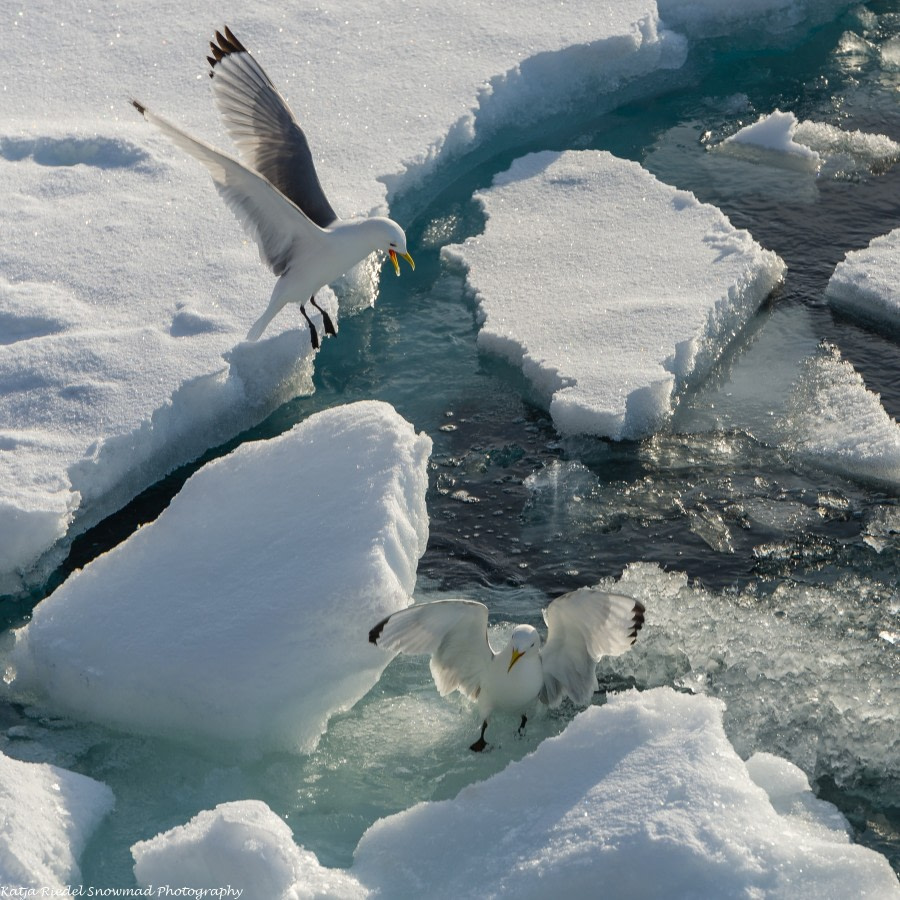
[508,648,524,673]
[389,249,415,276]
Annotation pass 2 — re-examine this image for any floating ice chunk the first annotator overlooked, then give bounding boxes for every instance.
[826,227,900,336]
[783,343,900,487]
[132,800,366,900]
[715,110,899,177]
[0,750,114,889]
[720,109,823,171]
[9,401,431,752]
[134,690,900,899]
[443,150,785,439]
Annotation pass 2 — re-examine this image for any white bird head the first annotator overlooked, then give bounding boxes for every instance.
[371,217,415,276]
[507,624,541,672]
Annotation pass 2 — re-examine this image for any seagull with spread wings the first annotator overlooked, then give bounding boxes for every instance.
[370,587,645,751]
[132,27,414,346]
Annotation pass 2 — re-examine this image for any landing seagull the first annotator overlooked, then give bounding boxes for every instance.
[132,27,415,346]
[370,587,645,751]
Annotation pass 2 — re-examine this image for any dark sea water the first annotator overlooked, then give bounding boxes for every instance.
[5,3,899,885]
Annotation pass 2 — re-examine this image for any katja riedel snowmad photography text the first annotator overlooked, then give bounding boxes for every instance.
[0,888,243,899]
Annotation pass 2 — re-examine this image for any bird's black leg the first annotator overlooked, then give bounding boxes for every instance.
[300,305,320,350]
[518,714,528,735]
[470,720,488,753]
[310,296,336,336]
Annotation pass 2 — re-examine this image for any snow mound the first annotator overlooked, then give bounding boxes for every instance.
[717,109,900,176]
[132,800,365,900]
[826,227,900,336]
[0,750,114,889]
[9,401,431,752]
[131,689,900,900]
[442,150,785,439]
[783,343,900,486]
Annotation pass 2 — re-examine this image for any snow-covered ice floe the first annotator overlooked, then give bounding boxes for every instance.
[130,688,900,900]
[781,342,900,487]
[826,227,900,336]
[443,150,785,440]
[8,401,431,752]
[0,750,114,890]
[0,1,686,595]
[716,108,900,176]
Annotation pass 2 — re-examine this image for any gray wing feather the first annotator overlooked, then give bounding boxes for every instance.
[133,102,324,276]
[208,29,339,228]
[539,587,645,708]
[370,600,493,701]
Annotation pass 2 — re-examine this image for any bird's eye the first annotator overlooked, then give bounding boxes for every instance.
[389,242,397,248]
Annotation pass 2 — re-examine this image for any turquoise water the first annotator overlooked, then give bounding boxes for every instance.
[4,4,899,885]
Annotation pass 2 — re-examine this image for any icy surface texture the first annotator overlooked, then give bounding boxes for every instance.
[0,0,685,592]
[716,108,900,176]
[131,689,900,900]
[782,343,900,486]
[0,750,114,889]
[442,150,785,439]
[594,564,900,808]
[9,401,431,752]
[826,227,900,336]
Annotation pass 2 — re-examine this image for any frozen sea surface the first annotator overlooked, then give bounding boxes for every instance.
[1,0,899,892]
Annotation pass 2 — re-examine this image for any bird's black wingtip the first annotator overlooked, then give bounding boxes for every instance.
[629,600,646,644]
[369,614,390,646]
[130,99,147,117]
[208,25,249,75]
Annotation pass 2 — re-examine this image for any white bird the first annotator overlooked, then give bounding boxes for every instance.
[370,587,645,751]
[132,27,415,346]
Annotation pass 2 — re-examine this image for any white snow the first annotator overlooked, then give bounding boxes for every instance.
[0,0,686,593]
[826,227,900,335]
[717,108,900,175]
[442,150,785,439]
[0,750,114,890]
[8,401,431,752]
[131,689,900,900]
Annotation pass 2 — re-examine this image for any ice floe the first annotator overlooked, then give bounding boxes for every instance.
[443,149,785,440]
[130,688,900,900]
[8,401,431,752]
[716,108,900,176]
[0,750,114,889]
[826,227,900,336]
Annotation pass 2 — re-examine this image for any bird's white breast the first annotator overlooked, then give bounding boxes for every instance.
[478,650,544,716]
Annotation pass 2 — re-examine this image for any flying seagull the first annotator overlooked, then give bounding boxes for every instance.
[132,27,414,346]
[370,587,645,751]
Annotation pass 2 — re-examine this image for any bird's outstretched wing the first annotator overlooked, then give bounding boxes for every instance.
[539,587,645,708]
[131,100,325,277]
[207,27,339,229]
[370,600,493,701]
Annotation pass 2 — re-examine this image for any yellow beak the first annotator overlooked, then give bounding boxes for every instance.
[389,248,415,276]
[508,648,524,673]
